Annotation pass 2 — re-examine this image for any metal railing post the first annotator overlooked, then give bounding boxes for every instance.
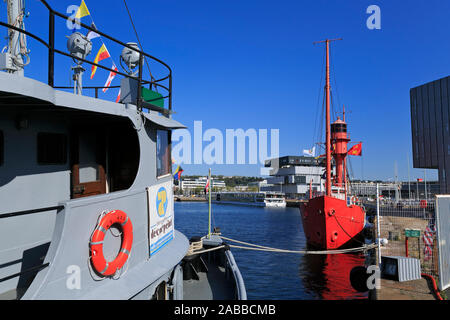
[376,183,381,264]
[48,11,55,87]
[169,72,172,114]
[137,54,143,111]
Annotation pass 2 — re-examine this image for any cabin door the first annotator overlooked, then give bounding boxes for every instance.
[71,129,107,199]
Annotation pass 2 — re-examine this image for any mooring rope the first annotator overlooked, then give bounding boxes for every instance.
[184,234,377,257]
[186,245,227,256]
[219,235,377,255]
[185,236,228,256]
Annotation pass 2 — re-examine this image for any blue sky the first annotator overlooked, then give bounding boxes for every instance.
[10,0,449,180]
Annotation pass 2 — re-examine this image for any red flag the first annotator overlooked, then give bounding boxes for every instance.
[205,178,210,193]
[115,89,121,103]
[102,63,117,93]
[348,142,362,156]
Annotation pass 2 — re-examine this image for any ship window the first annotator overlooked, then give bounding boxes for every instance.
[156,130,171,177]
[108,124,140,192]
[0,130,3,165]
[37,132,67,165]
[331,124,347,133]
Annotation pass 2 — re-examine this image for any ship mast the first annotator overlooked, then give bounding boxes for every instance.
[1,0,29,75]
[314,38,342,196]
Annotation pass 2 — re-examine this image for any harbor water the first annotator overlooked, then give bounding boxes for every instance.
[175,202,368,300]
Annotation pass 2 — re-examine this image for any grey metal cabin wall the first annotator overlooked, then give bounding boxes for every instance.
[21,119,187,299]
[0,110,71,212]
[0,110,70,297]
[410,76,450,194]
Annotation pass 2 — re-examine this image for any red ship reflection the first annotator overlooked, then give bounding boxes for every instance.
[301,252,368,300]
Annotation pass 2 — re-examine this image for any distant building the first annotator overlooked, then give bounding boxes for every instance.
[399,181,440,200]
[350,182,400,197]
[249,180,268,191]
[179,177,226,193]
[261,156,325,198]
[349,181,440,200]
[410,76,450,194]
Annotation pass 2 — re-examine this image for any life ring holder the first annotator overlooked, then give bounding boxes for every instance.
[351,196,359,204]
[89,210,133,278]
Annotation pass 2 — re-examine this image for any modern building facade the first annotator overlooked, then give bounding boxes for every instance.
[410,76,450,194]
[261,156,325,198]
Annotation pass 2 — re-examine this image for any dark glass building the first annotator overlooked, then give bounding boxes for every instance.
[410,75,450,194]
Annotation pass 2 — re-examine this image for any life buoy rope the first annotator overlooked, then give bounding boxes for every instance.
[89,210,133,277]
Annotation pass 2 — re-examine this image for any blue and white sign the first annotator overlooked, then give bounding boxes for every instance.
[147,180,174,256]
[156,186,168,217]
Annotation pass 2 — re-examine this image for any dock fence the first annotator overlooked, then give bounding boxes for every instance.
[377,199,438,277]
[436,196,450,291]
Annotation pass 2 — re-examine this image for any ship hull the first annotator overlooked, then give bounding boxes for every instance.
[299,195,365,250]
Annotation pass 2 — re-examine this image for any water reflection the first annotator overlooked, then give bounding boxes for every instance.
[301,252,368,300]
[175,202,369,300]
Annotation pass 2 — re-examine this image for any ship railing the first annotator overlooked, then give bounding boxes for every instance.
[0,0,172,115]
[224,249,247,300]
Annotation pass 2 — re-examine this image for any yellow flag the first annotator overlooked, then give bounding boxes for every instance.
[75,0,90,19]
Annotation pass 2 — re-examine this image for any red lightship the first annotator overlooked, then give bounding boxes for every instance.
[299,39,365,250]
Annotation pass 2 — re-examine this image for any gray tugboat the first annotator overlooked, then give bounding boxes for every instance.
[0,0,246,300]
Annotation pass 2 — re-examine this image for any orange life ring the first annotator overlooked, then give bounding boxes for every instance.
[351,196,358,204]
[90,210,133,277]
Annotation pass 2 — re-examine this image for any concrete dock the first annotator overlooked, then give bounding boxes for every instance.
[376,277,441,300]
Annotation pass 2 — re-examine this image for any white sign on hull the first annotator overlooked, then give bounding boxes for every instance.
[147,180,174,256]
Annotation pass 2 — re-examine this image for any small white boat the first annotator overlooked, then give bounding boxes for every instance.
[264,192,287,208]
